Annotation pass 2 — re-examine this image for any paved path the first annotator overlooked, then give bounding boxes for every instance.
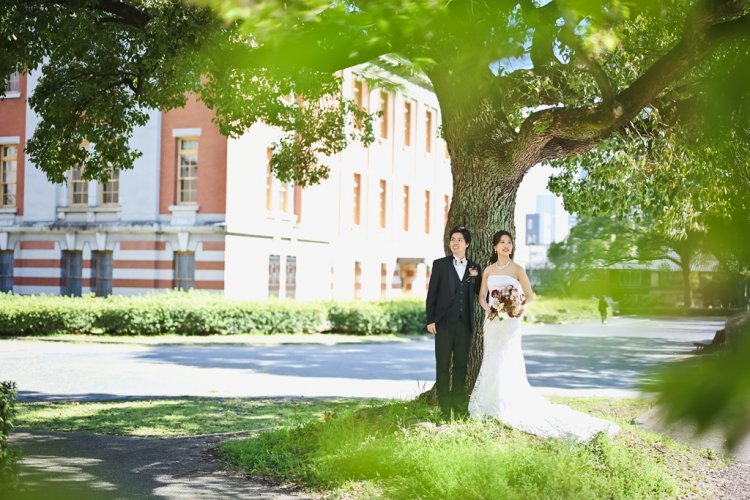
[1,317,724,401]
[5,430,307,500]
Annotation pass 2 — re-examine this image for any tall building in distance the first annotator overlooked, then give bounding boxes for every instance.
[514,167,572,269]
[0,65,453,300]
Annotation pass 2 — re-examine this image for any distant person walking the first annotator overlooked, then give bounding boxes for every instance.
[598,296,608,324]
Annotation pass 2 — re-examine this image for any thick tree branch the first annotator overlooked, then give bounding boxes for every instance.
[24,0,152,30]
[513,1,750,168]
[95,0,150,30]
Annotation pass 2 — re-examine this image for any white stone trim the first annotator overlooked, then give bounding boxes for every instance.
[172,128,201,138]
[0,136,20,144]
[0,92,20,99]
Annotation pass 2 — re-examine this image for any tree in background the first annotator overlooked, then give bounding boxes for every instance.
[544,216,639,296]
[547,68,750,307]
[545,214,707,307]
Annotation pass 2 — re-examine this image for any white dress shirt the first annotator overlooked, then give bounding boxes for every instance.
[454,257,466,279]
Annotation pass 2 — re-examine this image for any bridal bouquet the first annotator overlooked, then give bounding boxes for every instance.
[487,285,526,321]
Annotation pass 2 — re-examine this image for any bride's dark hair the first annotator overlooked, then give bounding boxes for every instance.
[489,230,515,263]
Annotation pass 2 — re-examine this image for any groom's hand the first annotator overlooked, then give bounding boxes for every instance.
[427,323,437,335]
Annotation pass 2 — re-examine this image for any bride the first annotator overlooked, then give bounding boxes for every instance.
[468,230,619,441]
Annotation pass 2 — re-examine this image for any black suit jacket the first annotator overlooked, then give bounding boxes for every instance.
[425,256,482,330]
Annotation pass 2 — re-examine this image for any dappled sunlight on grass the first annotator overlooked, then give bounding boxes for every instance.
[16,398,384,438]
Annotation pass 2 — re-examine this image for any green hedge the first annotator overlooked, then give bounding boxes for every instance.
[0,380,20,489]
[0,381,16,447]
[0,291,425,336]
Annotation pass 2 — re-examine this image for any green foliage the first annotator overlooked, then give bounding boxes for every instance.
[0,380,20,491]
[222,399,692,498]
[5,0,750,191]
[0,292,426,336]
[0,292,610,337]
[0,381,17,447]
[3,0,221,182]
[328,299,425,335]
[524,296,600,323]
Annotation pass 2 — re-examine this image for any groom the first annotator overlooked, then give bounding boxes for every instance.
[426,226,481,419]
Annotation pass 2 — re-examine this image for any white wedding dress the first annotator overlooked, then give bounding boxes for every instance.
[468,275,619,441]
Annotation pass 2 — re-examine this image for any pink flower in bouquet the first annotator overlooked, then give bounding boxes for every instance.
[488,285,526,321]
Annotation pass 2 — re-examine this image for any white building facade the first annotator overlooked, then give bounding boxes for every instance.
[0,65,453,300]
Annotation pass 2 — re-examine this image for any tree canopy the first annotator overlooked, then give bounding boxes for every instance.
[3,0,750,198]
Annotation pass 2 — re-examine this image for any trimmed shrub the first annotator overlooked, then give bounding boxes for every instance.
[327,300,425,335]
[0,291,402,336]
[379,299,425,333]
[328,302,391,335]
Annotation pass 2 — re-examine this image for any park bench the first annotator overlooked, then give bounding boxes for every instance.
[693,328,727,353]
[693,311,750,354]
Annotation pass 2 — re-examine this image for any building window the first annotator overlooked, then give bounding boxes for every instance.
[352,78,367,129]
[61,250,82,297]
[177,138,198,204]
[353,173,362,225]
[265,148,297,216]
[403,100,413,146]
[173,252,195,290]
[620,270,643,287]
[392,262,402,290]
[268,254,280,298]
[0,145,17,208]
[379,179,387,229]
[91,251,113,297]
[0,250,12,293]
[354,261,362,300]
[424,190,431,234]
[379,91,390,139]
[99,170,119,206]
[380,263,387,299]
[443,194,450,227]
[69,168,88,206]
[402,185,410,232]
[4,73,19,93]
[425,109,434,153]
[285,256,297,299]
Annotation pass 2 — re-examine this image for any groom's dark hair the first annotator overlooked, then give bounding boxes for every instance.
[450,226,472,245]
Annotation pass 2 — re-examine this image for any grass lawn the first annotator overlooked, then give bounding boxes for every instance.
[14,397,383,438]
[221,398,723,499]
[15,396,726,498]
[525,296,602,323]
